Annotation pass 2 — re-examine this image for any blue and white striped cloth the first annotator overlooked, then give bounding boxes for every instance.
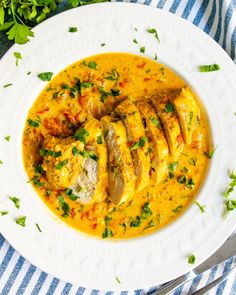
[0,1,236,294]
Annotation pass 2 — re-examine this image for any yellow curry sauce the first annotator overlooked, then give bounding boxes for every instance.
[22,53,211,239]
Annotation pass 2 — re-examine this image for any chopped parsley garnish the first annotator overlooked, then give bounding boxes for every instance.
[223,171,236,218]
[105,69,119,81]
[147,28,160,43]
[130,216,141,227]
[165,102,174,113]
[36,223,42,232]
[9,196,20,209]
[55,159,69,170]
[81,82,93,88]
[65,188,78,201]
[31,176,44,187]
[133,38,138,44]
[134,27,138,31]
[189,158,197,166]
[58,195,70,218]
[172,205,183,213]
[13,52,22,66]
[38,72,53,81]
[68,26,78,32]
[186,178,195,189]
[154,53,157,60]
[46,189,51,196]
[27,118,40,127]
[102,227,113,238]
[140,46,145,53]
[3,83,13,88]
[72,146,80,156]
[141,202,152,219]
[74,128,89,144]
[115,276,121,284]
[52,91,59,99]
[27,71,31,75]
[98,86,109,103]
[100,43,106,46]
[178,175,187,184]
[143,220,155,231]
[97,135,103,144]
[104,216,112,226]
[110,89,120,96]
[61,83,70,89]
[40,148,62,158]
[0,160,3,165]
[194,200,206,213]
[204,145,217,159]
[88,61,97,70]
[0,211,8,216]
[168,162,178,179]
[4,135,11,142]
[150,116,160,127]
[199,64,220,72]
[188,254,196,264]
[81,150,98,161]
[16,216,26,227]
[130,137,147,151]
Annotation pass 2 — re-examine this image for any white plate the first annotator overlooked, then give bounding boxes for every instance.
[0,3,236,291]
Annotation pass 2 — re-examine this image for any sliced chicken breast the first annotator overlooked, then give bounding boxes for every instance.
[102,116,136,205]
[170,87,199,145]
[115,99,151,192]
[151,95,184,160]
[70,116,108,204]
[136,100,169,186]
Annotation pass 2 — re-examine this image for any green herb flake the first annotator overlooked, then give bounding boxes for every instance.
[97,135,103,144]
[55,159,69,170]
[224,171,236,199]
[133,38,138,44]
[38,72,53,81]
[105,69,119,81]
[172,205,183,213]
[204,145,217,159]
[31,176,44,187]
[3,83,13,88]
[9,196,20,209]
[141,202,152,219]
[140,46,145,53]
[130,137,147,151]
[186,178,195,189]
[36,223,42,232]
[150,116,160,127]
[194,200,206,213]
[58,195,70,218]
[147,28,160,43]
[134,27,138,31]
[101,43,106,46]
[1,211,9,216]
[13,52,22,66]
[72,146,80,156]
[46,189,51,196]
[40,148,62,158]
[16,216,26,227]
[0,160,3,165]
[115,276,121,284]
[199,64,220,72]
[27,71,31,75]
[178,175,187,184]
[188,254,196,264]
[130,216,141,227]
[68,26,78,33]
[143,220,155,231]
[4,135,11,142]
[74,128,89,144]
[102,227,113,238]
[81,82,93,88]
[65,188,78,201]
[110,89,120,96]
[81,150,98,161]
[27,118,40,127]
[88,61,97,70]
[168,162,178,179]
[154,53,157,60]
[165,102,174,113]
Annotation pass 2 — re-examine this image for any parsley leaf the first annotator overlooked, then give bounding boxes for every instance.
[140,46,145,53]
[7,23,34,44]
[38,72,53,81]
[204,145,217,159]
[16,216,26,227]
[4,135,11,142]
[88,61,97,69]
[68,26,78,32]
[147,28,160,43]
[13,52,22,66]
[188,254,196,264]
[115,276,121,284]
[3,83,13,88]
[74,128,89,144]
[199,64,220,72]
[55,159,69,170]
[36,223,42,232]
[9,196,20,209]
[130,137,147,151]
[165,102,174,113]
[194,200,206,213]
[0,211,8,216]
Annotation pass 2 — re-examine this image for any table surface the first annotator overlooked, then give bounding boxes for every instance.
[0,0,236,294]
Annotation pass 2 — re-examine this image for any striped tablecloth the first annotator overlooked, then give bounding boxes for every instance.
[0,1,236,294]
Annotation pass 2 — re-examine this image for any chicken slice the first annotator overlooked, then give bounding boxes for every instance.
[115,99,151,191]
[151,95,184,160]
[170,87,199,145]
[70,116,108,204]
[102,116,136,205]
[136,100,169,186]
[42,137,84,190]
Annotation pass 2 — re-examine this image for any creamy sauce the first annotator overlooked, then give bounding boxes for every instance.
[22,53,211,239]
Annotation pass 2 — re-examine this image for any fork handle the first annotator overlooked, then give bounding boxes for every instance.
[151,272,195,295]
